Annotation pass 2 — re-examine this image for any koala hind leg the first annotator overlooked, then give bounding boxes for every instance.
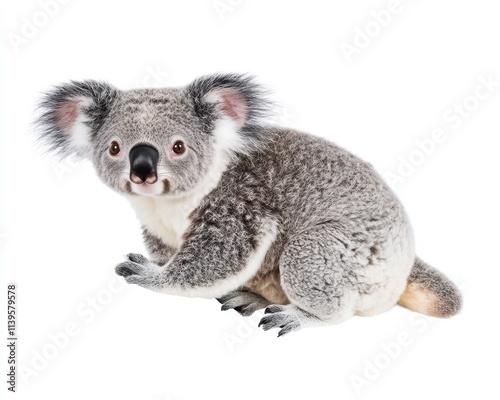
[260,223,360,336]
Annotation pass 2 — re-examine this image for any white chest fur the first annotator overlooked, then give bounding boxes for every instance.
[128,191,208,248]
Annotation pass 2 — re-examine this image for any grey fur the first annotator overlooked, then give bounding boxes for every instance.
[142,229,176,266]
[36,73,462,336]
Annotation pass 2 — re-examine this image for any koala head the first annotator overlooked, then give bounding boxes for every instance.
[37,74,269,197]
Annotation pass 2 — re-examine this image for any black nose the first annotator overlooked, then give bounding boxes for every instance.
[129,145,159,184]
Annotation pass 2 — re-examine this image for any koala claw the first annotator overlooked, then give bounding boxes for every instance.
[264,305,286,314]
[217,291,270,316]
[115,253,163,288]
[126,253,149,264]
[259,306,301,337]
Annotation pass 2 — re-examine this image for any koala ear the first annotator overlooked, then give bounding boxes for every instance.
[187,73,270,130]
[37,80,117,158]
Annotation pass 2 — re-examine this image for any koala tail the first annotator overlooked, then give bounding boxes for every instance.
[397,257,462,318]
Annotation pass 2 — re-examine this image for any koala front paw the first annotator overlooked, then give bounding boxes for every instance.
[115,253,163,289]
[217,291,270,316]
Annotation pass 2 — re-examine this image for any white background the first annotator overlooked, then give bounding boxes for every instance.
[1,0,499,399]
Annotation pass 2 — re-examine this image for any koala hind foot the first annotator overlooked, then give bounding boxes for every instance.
[258,304,329,337]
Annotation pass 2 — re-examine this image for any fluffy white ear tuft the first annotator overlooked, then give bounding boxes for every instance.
[54,97,94,156]
[211,118,250,157]
[37,81,117,159]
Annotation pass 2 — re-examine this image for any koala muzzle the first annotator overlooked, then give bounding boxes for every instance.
[129,145,159,184]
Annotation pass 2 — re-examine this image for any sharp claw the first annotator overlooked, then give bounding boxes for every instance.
[258,316,270,328]
[219,292,270,317]
[265,305,283,314]
[127,253,147,264]
[233,305,245,313]
[116,258,147,278]
[116,265,135,277]
[277,323,300,337]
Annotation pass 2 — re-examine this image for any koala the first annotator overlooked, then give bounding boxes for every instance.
[37,73,462,336]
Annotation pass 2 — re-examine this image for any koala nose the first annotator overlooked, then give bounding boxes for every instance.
[129,145,159,184]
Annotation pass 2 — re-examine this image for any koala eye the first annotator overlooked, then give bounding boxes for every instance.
[172,140,185,155]
[109,141,121,156]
